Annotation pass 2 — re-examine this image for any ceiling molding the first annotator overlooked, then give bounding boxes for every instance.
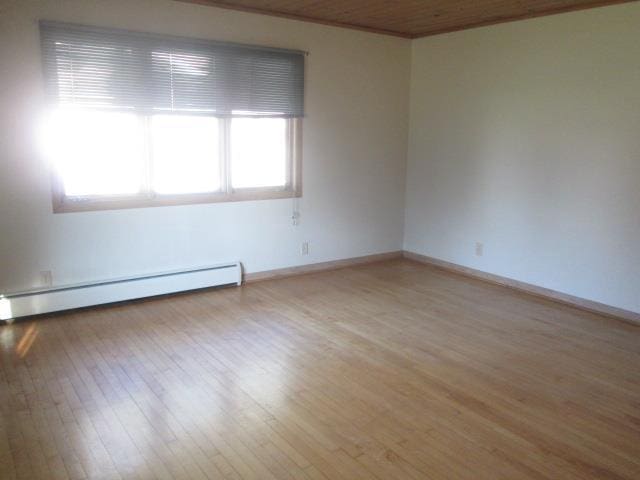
[175,0,637,39]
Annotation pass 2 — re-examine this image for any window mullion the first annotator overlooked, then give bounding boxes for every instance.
[286,118,293,189]
[222,118,232,195]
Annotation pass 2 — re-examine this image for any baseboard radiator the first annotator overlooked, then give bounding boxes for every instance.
[0,262,242,322]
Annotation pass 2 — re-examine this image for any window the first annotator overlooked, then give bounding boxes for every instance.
[151,115,221,195]
[40,22,304,212]
[231,117,289,189]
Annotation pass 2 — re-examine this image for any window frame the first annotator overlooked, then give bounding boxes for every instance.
[50,115,302,213]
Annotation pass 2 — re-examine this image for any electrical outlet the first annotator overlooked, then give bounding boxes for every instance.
[475,242,484,257]
[301,241,309,255]
[291,211,300,226]
[40,270,53,287]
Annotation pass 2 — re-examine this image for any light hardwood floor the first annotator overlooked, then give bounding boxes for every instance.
[1,259,639,479]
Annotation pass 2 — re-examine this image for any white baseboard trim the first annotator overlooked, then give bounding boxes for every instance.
[244,251,404,283]
[403,250,640,326]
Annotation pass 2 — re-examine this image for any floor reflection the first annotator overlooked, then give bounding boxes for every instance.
[16,323,38,358]
[0,323,16,351]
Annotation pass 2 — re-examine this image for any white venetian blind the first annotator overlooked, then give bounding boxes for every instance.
[40,21,305,117]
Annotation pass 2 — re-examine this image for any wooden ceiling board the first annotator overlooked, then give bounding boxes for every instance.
[176,0,637,38]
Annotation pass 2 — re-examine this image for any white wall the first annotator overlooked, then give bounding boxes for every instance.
[0,0,410,292]
[405,3,640,313]
[2,1,638,316]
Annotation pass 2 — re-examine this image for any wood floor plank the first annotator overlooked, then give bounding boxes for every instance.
[1,259,639,479]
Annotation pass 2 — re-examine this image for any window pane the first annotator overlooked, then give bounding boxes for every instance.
[47,108,144,196]
[231,118,287,189]
[151,115,220,194]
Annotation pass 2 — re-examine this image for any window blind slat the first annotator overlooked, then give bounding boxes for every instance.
[40,21,305,117]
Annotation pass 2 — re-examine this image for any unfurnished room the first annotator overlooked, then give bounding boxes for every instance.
[0,0,639,479]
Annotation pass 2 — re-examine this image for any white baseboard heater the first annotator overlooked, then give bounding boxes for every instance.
[0,261,242,323]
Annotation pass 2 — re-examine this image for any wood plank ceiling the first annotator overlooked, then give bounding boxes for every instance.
[177,0,634,38]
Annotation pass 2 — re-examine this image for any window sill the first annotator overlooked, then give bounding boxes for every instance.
[52,188,302,213]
